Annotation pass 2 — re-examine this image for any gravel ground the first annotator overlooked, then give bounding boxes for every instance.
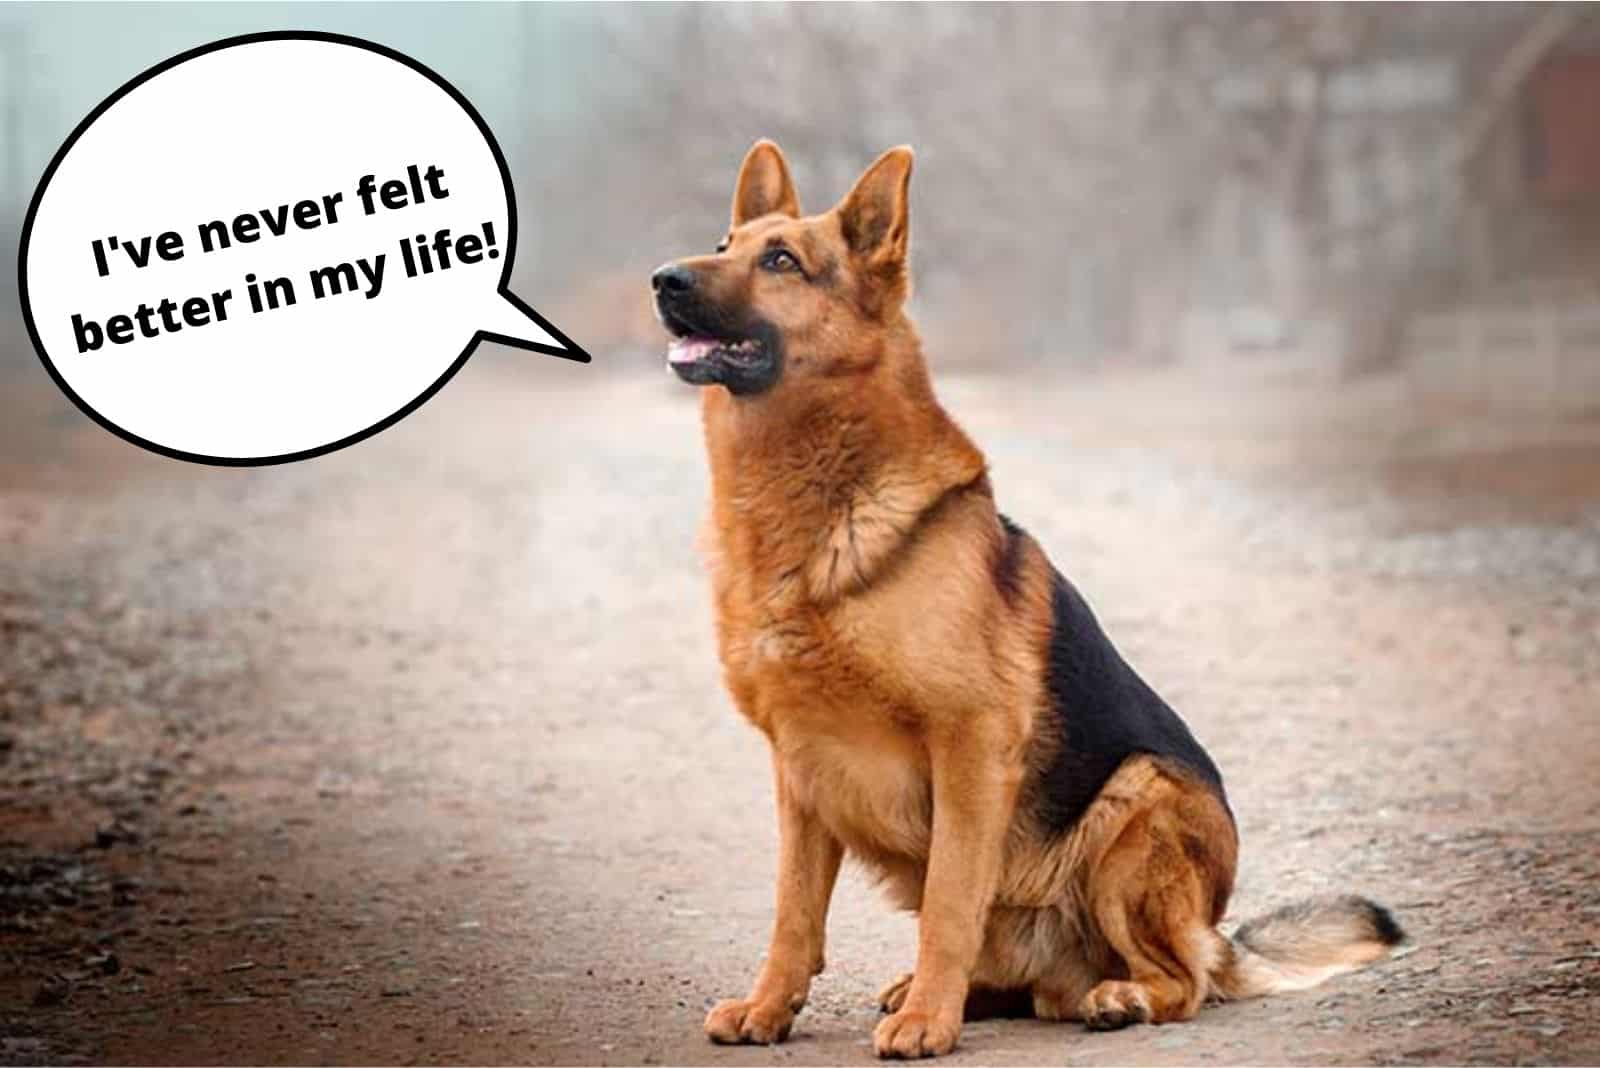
[1,352,1597,1065]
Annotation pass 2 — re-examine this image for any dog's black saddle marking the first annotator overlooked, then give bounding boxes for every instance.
[1021,522,1228,833]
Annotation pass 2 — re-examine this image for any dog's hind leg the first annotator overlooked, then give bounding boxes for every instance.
[1076,784,1235,1030]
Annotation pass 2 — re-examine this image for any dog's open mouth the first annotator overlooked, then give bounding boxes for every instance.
[661,312,769,369]
[666,335,767,367]
[656,302,781,395]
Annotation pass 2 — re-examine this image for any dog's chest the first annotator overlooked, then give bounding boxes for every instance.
[712,557,932,717]
[716,587,936,861]
[704,521,955,862]
[710,561,871,713]
[778,720,933,863]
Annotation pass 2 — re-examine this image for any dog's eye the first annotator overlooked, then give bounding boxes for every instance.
[715,237,730,254]
[761,248,801,274]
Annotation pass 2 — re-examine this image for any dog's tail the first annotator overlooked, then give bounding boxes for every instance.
[1211,894,1405,1000]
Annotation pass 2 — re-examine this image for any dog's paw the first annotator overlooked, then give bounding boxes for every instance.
[1077,981,1151,1031]
[703,997,795,1045]
[876,972,914,1014]
[873,1007,961,1059]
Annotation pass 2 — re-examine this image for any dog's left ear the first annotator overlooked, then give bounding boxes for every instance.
[732,140,800,226]
[837,146,913,266]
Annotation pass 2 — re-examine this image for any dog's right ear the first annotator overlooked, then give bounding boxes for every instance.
[732,140,800,227]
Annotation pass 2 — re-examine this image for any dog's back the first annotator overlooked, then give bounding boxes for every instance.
[1031,542,1228,836]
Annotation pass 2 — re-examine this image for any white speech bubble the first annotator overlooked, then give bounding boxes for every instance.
[17,31,590,466]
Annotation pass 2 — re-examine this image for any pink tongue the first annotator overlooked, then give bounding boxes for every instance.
[668,337,718,365]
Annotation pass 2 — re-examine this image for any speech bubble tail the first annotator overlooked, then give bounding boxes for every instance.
[477,289,592,364]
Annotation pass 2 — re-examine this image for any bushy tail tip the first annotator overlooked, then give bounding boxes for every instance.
[1214,894,1405,1000]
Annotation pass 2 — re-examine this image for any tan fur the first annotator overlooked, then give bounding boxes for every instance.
[1212,894,1404,999]
[673,141,1398,1059]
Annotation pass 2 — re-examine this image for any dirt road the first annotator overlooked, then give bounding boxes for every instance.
[2,353,1597,1065]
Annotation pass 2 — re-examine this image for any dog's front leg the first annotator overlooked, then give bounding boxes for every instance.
[705,755,843,1045]
[874,735,1021,1059]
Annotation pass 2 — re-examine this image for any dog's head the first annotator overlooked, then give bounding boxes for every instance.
[652,140,914,396]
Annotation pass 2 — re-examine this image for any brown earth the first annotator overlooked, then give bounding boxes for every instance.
[1,352,1597,1065]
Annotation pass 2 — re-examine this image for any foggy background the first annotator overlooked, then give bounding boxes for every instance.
[547,1,1600,403]
[2,5,1598,1066]
[5,2,1600,406]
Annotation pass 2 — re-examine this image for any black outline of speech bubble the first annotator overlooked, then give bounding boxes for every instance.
[16,30,592,468]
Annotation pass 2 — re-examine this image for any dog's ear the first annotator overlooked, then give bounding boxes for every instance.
[732,140,800,226]
[837,146,913,264]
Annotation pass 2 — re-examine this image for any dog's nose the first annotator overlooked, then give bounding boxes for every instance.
[652,263,697,296]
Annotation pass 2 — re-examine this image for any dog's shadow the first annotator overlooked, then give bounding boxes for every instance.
[963,988,1036,1021]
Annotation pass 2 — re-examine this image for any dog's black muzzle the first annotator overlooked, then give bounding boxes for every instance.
[652,264,782,396]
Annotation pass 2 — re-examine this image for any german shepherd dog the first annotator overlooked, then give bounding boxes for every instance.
[651,141,1403,1058]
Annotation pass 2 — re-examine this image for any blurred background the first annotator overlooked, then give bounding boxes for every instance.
[5,2,1600,399]
[550,2,1600,403]
[1,4,1597,1066]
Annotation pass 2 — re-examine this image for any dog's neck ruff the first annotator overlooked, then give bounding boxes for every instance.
[704,384,987,607]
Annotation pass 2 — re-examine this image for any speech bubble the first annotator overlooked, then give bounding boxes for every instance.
[17,31,590,466]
